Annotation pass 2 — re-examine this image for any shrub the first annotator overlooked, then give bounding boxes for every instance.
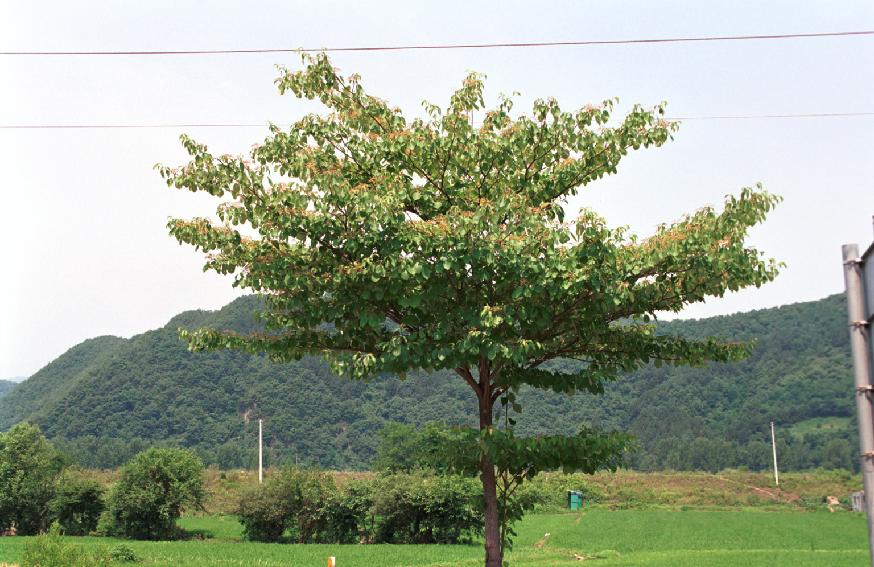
[94,509,115,537]
[371,471,482,544]
[237,476,293,542]
[109,544,139,562]
[316,479,374,544]
[51,469,105,535]
[0,423,65,535]
[239,469,481,545]
[21,523,110,567]
[238,467,335,543]
[106,447,204,540]
[291,468,335,543]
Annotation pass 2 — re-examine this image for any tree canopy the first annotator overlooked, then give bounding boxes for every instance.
[0,423,65,535]
[160,53,779,566]
[163,54,778,388]
[106,447,204,540]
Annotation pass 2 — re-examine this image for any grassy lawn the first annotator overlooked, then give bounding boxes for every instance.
[0,510,868,566]
[788,417,853,436]
[514,510,868,566]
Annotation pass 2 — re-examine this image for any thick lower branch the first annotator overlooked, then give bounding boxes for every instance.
[455,366,482,397]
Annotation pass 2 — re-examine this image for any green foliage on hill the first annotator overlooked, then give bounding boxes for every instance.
[0,294,855,471]
[0,380,15,399]
[0,336,127,426]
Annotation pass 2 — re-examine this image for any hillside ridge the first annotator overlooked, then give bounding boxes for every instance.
[0,293,855,472]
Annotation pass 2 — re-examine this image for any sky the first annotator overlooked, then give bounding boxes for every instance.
[1,1,873,379]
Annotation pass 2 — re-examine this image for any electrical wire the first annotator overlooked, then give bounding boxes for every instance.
[0,123,271,129]
[2,111,873,130]
[669,111,874,120]
[2,31,870,128]
[2,30,872,56]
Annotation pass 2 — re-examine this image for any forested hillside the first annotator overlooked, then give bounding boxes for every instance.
[0,380,15,399]
[0,294,856,471]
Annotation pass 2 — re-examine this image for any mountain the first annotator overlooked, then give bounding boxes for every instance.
[0,294,856,472]
[0,380,16,399]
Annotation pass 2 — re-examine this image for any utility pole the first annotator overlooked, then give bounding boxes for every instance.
[770,421,779,486]
[258,418,263,484]
[842,241,874,567]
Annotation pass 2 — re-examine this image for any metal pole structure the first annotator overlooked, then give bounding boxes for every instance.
[258,419,263,484]
[843,243,874,566]
[770,421,779,486]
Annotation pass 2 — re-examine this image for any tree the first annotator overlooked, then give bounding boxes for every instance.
[0,423,65,535]
[105,447,204,540]
[51,469,105,536]
[160,53,780,566]
[373,421,450,472]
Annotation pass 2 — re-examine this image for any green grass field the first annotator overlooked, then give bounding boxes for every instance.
[788,416,853,436]
[0,510,868,566]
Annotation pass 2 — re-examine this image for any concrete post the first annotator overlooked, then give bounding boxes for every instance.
[770,421,779,486]
[258,418,263,484]
[843,243,874,566]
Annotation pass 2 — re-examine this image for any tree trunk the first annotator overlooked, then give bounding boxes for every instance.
[479,384,502,567]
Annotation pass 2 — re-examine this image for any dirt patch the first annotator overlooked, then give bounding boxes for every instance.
[714,475,801,504]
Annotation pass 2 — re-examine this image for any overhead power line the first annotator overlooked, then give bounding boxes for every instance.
[2,30,872,56]
[1,112,874,130]
[670,111,874,120]
[0,123,270,129]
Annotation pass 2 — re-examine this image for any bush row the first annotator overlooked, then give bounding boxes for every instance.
[3,422,599,545]
[238,468,483,544]
[1,423,204,540]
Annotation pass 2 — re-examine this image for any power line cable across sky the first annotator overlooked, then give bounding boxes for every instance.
[2,112,874,130]
[1,30,872,56]
[2,29,871,129]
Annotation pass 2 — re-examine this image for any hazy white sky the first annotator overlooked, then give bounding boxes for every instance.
[2,1,873,379]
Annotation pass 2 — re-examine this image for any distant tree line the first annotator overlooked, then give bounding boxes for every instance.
[1,423,488,547]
